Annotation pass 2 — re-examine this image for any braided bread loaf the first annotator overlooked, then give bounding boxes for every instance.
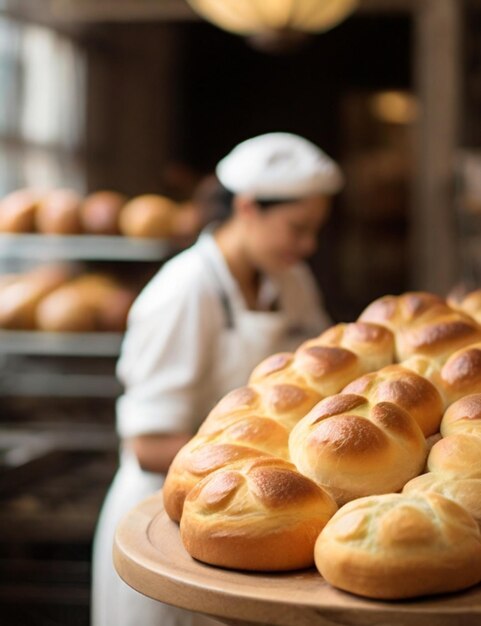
[161,291,481,595]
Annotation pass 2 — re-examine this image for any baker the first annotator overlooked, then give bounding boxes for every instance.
[92,131,344,626]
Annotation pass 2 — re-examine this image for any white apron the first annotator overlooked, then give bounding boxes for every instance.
[91,301,292,626]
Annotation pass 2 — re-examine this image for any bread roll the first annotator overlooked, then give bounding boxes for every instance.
[119,194,177,238]
[0,189,42,233]
[440,393,481,438]
[449,288,481,325]
[36,274,135,333]
[179,457,337,571]
[0,265,69,329]
[403,342,481,407]
[403,473,481,530]
[315,492,481,599]
[250,322,394,402]
[36,285,97,332]
[342,364,444,437]
[358,291,445,333]
[427,433,481,479]
[289,394,427,504]
[396,306,481,363]
[164,440,270,523]
[36,189,82,235]
[80,190,127,235]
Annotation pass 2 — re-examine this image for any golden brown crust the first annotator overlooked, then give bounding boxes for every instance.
[315,492,481,599]
[343,364,444,436]
[80,190,126,235]
[358,292,444,332]
[36,189,82,235]
[119,194,176,238]
[179,458,337,571]
[427,433,481,478]
[440,393,481,437]
[0,189,41,233]
[289,397,427,505]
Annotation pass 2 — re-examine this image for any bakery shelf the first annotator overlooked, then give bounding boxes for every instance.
[0,233,175,262]
[0,330,123,356]
[0,372,122,398]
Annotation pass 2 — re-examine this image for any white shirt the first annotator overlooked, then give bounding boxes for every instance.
[116,231,330,439]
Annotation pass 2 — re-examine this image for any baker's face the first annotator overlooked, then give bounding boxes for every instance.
[238,195,331,273]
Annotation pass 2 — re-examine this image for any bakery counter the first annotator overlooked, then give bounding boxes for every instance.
[114,493,481,626]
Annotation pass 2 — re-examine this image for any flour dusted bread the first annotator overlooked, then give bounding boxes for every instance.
[179,457,337,571]
[315,492,481,599]
[289,395,426,504]
[403,473,481,530]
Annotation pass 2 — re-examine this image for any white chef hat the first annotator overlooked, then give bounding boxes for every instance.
[216,132,344,200]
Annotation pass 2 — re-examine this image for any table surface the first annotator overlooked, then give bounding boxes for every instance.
[114,493,481,626]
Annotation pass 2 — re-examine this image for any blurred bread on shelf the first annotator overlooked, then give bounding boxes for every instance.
[0,265,70,329]
[80,191,127,235]
[36,189,83,235]
[0,189,43,233]
[36,274,136,333]
[119,194,177,238]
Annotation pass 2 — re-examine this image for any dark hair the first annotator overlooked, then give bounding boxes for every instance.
[193,175,300,225]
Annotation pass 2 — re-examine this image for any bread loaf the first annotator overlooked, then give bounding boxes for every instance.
[315,492,481,599]
[289,395,427,504]
[179,457,337,571]
[0,265,70,329]
[119,195,177,238]
[80,190,127,235]
[36,274,135,332]
[0,189,42,233]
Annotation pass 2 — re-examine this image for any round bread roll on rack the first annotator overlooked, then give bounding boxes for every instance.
[289,394,427,505]
[179,457,337,571]
[80,190,127,235]
[403,473,481,530]
[119,194,177,238]
[0,189,43,233]
[440,393,481,438]
[0,265,70,329]
[36,189,82,235]
[342,364,444,437]
[315,492,481,599]
[36,284,97,332]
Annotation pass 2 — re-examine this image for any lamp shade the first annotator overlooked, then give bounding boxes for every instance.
[187,0,359,35]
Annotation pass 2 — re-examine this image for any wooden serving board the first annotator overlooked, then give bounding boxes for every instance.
[114,493,481,626]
